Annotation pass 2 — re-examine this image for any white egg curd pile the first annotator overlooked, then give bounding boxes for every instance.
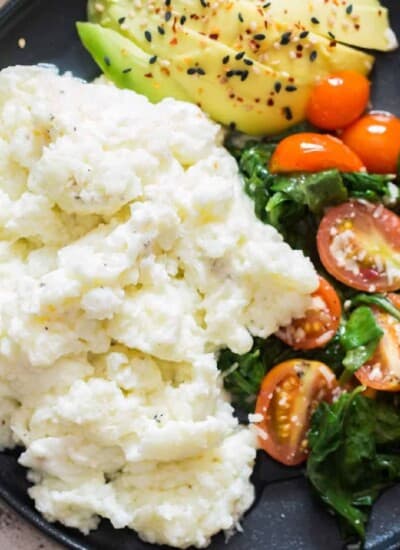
[0,66,317,548]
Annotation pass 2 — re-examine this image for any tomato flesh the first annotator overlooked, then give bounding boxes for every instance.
[317,201,400,292]
[355,294,400,391]
[306,71,370,131]
[342,112,400,174]
[269,133,365,173]
[277,277,341,350]
[255,360,338,465]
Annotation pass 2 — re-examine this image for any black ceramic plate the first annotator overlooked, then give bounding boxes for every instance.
[0,1,399,549]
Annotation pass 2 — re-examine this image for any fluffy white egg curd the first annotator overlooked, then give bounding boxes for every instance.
[0,66,317,548]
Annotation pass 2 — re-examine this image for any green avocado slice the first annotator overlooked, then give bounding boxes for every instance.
[88,0,374,84]
[77,22,190,103]
[77,22,313,135]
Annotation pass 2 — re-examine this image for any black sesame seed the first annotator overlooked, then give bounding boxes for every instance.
[165,10,172,21]
[238,12,244,22]
[226,70,235,77]
[180,15,186,24]
[157,25,165,34]
[240,70,249,82]
[274,81,282,93]
[263,1,271,7]
[187,67,197,75]
[229,122,237,131]
[299,30,309,39]
[253,33,266,41]
[280,31,292,45]
[346,4,353,14]
[283,106,293,121]
[200,0,209,7]
[311,17,320,24]
[104,56,111,66]
[285,85,297,92]
[235,51,245,60]
[309,50,318,62]
[149,55,158,64]
[122,67,132,73]
[243,58,254,66]
[222,55,230,64]
[197,67,206,75]
[144,30,152,42]
[165,0,171,5]
[118,16,126,24]
[328,31,336,39]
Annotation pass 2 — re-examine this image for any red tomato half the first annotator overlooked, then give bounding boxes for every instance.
[255,359,338,465]
[276,277,341,350]
[342,112,400,174]
[355,294,400,391]
[269,133,365,173]
[317,201,400,292]
[306,71,370,130]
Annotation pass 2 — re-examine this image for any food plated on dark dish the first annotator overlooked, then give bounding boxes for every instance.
[0,1,399,549]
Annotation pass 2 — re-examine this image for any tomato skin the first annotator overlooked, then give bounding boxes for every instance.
[255,359,338,466]
[276,276,341,350]
[306,71,370,131]
[355,295,400,391]
[341,112,400,174]
[317,201,400,292]
[269,133,365,173]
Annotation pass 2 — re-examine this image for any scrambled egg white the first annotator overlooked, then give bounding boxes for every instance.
[0,65,318,548]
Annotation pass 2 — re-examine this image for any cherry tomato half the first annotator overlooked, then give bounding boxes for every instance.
[306,71,370,131]
[342,112,400,174]
[317,201,400,292]
[355,294,400,391]
[255,359,338,465]
[276,277,342,350]
[269,133,365,173]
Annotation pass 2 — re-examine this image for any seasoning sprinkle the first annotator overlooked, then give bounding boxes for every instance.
[165,10,172,21]
[238,12,244,22]
[311,17,320,24]
[144,30,152,42]
[122,67,132,73]
[235,51,245,60]
[346,4,353,14]
[283,106,293,120]
[243,58,254,66]
[104,56,111,66]
[180,15,186,24]
[309,50,318,62]
[222,55,230,64]
[118,16,126,24]
[253,33,266,41]
[274,81,282,93]
[299,30,309,39]
[158,25,165,34]
[285,85,297,92]
[149,55,158,64]
[280,31,292,45]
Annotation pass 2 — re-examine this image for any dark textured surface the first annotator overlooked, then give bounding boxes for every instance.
[0,1,399,549]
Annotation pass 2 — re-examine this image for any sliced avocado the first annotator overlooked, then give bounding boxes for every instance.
[88,0,374,84]
[78,22,311,135]
[267,0,397,52]
[77,22,190,102]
